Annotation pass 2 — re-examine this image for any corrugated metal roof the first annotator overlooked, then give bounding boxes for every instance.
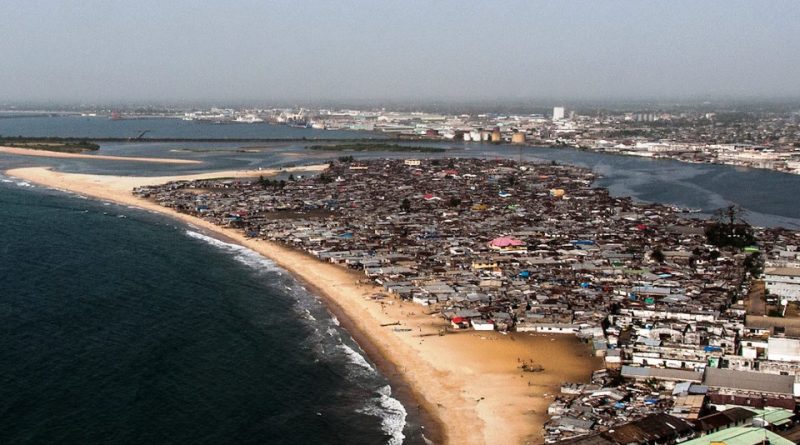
[681,426,794,445]
[704,368,794,395]
[621,365,703,382]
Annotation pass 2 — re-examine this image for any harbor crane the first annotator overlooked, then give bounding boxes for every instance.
[129,130,150,141]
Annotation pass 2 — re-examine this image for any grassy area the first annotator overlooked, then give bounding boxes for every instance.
[0,137,100,153]
[307,143,446,153]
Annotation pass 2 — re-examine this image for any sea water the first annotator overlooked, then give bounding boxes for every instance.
[0,181,423,444]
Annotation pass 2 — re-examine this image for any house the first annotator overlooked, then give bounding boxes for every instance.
[703,368,796,397]
[693,407,756,435]
[488,236,527,253]
[621,365,703,383]
[449,316,469,329]
[764,267,800,300]
[471,319,495,331]
[680,426,794,445]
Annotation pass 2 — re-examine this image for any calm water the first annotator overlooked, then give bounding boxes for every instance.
[0,115,376,139]
[0,182,422,445]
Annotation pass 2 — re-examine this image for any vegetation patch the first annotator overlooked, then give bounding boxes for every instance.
[0,136,100,153]
[307,143,445,153]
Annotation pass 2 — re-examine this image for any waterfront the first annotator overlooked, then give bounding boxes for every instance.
[3,118,800,444]
[3,165,605,445]
[0,180,425,444]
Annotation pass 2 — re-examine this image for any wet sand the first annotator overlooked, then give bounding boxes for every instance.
[6,165,603,445]
[0,146,202,164]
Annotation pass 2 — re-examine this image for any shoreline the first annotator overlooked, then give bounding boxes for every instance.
[0,145,202,164]
[6,165,602,445]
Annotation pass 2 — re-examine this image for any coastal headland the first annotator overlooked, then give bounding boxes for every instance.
[7,164,601,445]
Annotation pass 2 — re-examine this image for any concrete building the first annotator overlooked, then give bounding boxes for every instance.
[765,267,800,300]
[704,367,796,397]
[767,336,800,362]
[553,106,565,121]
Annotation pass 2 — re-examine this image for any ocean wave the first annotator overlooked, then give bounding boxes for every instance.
[184,230,282,273]
[337,343,376,375]
[302,308,316,321]
[357,385,407,445]
[184,229,408,441]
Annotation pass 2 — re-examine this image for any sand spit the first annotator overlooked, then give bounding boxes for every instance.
[6,165,601,445]
[0,146,202,164]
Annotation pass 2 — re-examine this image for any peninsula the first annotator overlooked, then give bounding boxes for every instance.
[128,157,800,443]
[0,136,99,152]
[7,163,601,445]
[8,157,800,445]
[0,145,202,164]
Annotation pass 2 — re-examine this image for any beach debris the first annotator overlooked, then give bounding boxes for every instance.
[520,361,545,372]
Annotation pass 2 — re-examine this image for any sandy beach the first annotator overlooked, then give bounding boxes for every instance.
[6,165,602,445]
[0,146,202,164]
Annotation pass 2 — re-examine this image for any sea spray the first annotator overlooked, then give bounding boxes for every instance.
[357,385,408,445]
[336,343,376,375]
[184,230,282,273]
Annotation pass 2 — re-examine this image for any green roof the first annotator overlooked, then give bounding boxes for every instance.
[752,407,795,426]
[682,426,793,445]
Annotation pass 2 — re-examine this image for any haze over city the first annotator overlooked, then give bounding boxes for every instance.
[5,3,800,445]
[2,0,800,105]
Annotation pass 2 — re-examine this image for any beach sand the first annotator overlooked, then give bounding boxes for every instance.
[0,146,202,164]
[6,165,603,445]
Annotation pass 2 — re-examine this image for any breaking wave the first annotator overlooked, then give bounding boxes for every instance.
[337,343,376,375]
[358,385,407,445]
[0,177,33,188]
[184,230,282,273]
[184,228,408,443]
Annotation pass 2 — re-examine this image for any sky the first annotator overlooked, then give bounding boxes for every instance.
[1,0,799,105]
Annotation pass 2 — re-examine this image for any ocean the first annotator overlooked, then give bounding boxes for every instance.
[3,116,800,444]
[0,181,421,444]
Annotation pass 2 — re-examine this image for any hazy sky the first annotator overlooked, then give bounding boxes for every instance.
[1,0,799,104]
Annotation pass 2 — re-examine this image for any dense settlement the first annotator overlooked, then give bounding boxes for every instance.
[179,105,800,174]
[135,158,800,444]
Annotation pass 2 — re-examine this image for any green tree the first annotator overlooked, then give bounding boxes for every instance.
[651,248,665,263]
[705,205,755,248]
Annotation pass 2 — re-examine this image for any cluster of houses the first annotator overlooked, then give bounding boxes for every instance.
[133,158,800,444]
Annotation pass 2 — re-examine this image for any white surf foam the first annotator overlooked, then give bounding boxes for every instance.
[337,343,376,375]
[357,384,407,445]
[186,229,408,444]
[184,230,282,273]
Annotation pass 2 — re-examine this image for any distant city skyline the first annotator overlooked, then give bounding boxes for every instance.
[1,1,799,104]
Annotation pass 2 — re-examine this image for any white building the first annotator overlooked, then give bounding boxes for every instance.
[768,336,800,362]
[765,267,800,300]
[552,106,565,121]
[471,319,495,331]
